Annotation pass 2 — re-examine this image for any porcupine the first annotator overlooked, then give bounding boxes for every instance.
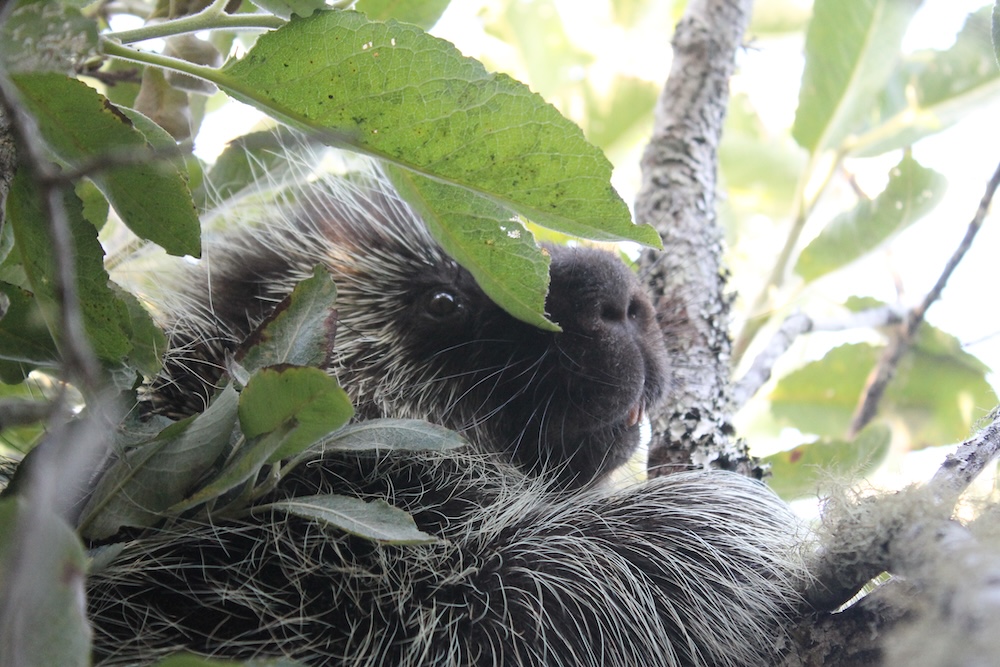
[87,162,809,666]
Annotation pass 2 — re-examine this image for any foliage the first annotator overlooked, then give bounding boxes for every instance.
[0,0,999,664]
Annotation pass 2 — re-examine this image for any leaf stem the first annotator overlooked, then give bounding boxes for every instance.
[101,38,224,85]
[106,1,285,44]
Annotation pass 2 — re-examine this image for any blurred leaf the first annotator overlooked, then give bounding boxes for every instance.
[750,0,812,35]
[134,66,192,141]
[201,127,318,208]
[266,494,437,543]
[219,11,655,247]
[75,180,110,232]
[793,0,921,155]
[78,386,239,540]
[100,58,143,109]
[771,333,997,447]
[0,498,90,667]
[238,365,353,462]
[489,0,592,101]
[247,0,324,19]
[111,284,166,378]
[795,154,946,282]
[582,76,658,153]
[0,2,98,74]
[237,265,339,373]
[764,424,891,500]
[12,72,201,257]
[356,0,451,29]
[994,0,1000,66]
[313,418,466,453]
[720,94,806,220]
[0,281,58,369]
[386,166,556,330]
[853,7,1000,156]
[164,35,223,95]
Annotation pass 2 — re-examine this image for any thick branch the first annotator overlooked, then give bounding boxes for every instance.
[635,0,755,477]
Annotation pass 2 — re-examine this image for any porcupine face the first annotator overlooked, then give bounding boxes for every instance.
[395,244,673,488]
[156,175,670,488]
[311,194,671,488]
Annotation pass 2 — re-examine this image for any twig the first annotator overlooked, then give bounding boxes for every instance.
[732,305,905,407]
[930,409,1000,497]
[849,159,1000,437]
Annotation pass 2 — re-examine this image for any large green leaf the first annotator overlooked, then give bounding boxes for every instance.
[218,11,655,247]
[852,7,1000,157]
[794,154,946,282]
[793,0,921,155]
[264,493,437,543]
[386,166,556,330]
[0,498,90,667]
[11,73,200,257]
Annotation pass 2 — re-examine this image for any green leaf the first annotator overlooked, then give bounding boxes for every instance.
[11,72,200,257]
[219,11,657,248]
[0,498,90,667]
[853,7,1000,157]
[770,334,997,447]
[7,171,132,365]
[386,166,556,330]
[356,0,451,29]
[0,2,99,74]
[77,386,239,540]
[265,493,437,543]
[169,422,295,514]
[0,281,58,368]
[764,424,891,500]
[795,154,946,282]
[793,0,921,155]
[111,284,166,378]
[238,366,354,461]
[315,418,467,453]
[237,266,339,374]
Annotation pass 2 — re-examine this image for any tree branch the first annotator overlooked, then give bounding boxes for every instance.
[732,305,905,407]
[635,0,756,477]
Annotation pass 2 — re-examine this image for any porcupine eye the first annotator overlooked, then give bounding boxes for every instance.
[424,289,463,320]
